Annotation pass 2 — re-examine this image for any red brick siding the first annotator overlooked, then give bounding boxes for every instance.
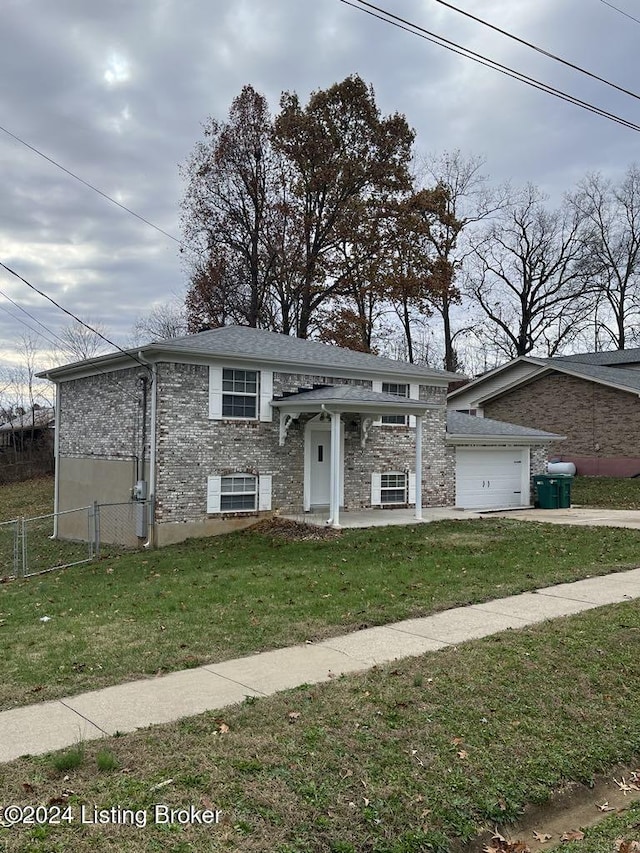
[483,373,640,474]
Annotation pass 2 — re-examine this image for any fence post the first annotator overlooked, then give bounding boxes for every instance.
[12,520,19,578]
[93,500,101,558]
[20,517,26,579]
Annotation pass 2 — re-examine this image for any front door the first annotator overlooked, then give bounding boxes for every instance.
[309,429,331,506]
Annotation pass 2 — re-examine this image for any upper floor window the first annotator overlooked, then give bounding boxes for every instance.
[209,366,273,422]
[222,369,258,418]
[382,382,408,425]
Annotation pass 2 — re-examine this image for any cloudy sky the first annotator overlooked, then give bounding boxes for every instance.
[1,0,639,375]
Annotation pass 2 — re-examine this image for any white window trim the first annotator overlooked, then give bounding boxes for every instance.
[380,471,408,505]
[372,380,421,427]
[209,367,273,422]
[207,473,272,514]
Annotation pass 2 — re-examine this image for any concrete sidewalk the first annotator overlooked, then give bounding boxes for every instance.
[2,567,640,764]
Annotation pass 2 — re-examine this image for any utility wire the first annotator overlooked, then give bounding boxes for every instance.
[0,123,184,248]
[342,0,640,132]
[0,286,71,350]
[431,0,640,103]
[0,300,65,352]
[0,261,149,370]
[599,0,640,26]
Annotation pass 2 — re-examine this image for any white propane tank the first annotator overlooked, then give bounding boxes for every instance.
[547,461,576,475]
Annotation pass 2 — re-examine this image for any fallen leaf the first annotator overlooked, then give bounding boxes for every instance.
[596,801,615,812]
[218,722,230,734]
[532,831,552,842]
[560,830,584,842]
[614,777,640,794]
[22,782,35,794]
[457,750,469,760]
[451,737,464,745]
[287,711,301,723]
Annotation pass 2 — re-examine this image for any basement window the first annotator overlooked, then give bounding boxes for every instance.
[380,472,407,504]
[220,474,257,511]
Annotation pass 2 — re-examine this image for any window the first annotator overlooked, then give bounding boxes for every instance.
[382,382,408,425]
[380,472,407,504]
[222,369,257,419]
[220,475,257,511]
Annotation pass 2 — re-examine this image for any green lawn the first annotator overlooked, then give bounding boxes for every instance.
[572,475,640,509]
[2,477,640,710]
[1,518,640,711]
[1,601,638,852]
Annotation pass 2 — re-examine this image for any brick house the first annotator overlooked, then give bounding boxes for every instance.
[39,326,558,545]
[448,348,640,476]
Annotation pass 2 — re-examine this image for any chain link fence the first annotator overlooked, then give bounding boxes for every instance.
[0,501,150,580]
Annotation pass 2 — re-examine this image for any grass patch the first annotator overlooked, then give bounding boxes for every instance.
[1,515,640,710]
[572,476,640,510]
[1,601,639,851]
[95,749,119,772]
[0,476,54,522]
[51,744,84,774]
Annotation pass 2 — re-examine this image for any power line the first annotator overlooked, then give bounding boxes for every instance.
[342,0,640,133]
[0,260,149,371]
[0,285,71,350]
[431,0,640,103]
[0,123,184,248]
[599,0,640,26]
[0,299,65,352]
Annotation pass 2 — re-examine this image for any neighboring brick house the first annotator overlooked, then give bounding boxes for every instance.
[448,348,640,476]
[39,326,558,546]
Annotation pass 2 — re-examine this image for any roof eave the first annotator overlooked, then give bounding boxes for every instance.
[446,434,565,445]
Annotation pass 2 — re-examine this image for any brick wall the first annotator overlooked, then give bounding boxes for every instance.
[58,367,147,467]
[483,373,640,465]
[57,361,454,532]
[155,364,453,521]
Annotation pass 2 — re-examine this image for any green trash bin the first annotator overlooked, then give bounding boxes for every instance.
[556,474,573,509]
[533,474,560,509]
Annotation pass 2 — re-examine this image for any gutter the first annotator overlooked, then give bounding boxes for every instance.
[137,353,157,549]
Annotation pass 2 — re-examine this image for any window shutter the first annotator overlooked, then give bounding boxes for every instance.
[372,380,382,426]
[259,370,273,422]
[409,383,420,427]
[209,366,223,420]
[258,474,272,511]
[371,472,382,506]
[408,471,416,505]
[207,476,221,513]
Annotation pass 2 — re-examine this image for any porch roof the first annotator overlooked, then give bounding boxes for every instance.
[270,385,437,415]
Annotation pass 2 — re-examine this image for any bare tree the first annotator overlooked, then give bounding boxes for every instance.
[132,299,188,343]
[468,184,592,358]
[570,165,640,350]
[416,150,508,370]
[57,320,110,362]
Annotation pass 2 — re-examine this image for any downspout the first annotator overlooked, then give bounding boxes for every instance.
[52,380,60,538]
[137,354,156,548]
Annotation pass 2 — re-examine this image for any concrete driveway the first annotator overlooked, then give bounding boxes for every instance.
[482,507,640,529]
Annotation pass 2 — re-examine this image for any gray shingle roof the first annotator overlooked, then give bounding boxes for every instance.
[446,411,563,440]
[272,385,432,409]
[145,326,461,382]
[552,347,640,366]
[528,357,640,392]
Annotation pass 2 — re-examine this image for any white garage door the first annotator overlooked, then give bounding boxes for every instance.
[456,448,528,509]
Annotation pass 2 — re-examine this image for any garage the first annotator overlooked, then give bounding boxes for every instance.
[446,411,565,511]
[455,447,528,509]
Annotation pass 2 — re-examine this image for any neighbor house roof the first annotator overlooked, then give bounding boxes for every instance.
[448,348,640,406]
[446,411,563,442]
[0,407,55,433]
[39,326,463,385]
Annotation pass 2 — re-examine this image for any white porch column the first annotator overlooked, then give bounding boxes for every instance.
[329,411,342,528]
[415,414,423,520]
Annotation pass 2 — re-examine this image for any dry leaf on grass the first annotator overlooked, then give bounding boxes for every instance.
[287,711,301,723]
[484,831,531,852]
[614,840,640,853]
[615,777,640,794]
[597,801,616,812]
[560,829,585,842]
[532,830,552,842]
